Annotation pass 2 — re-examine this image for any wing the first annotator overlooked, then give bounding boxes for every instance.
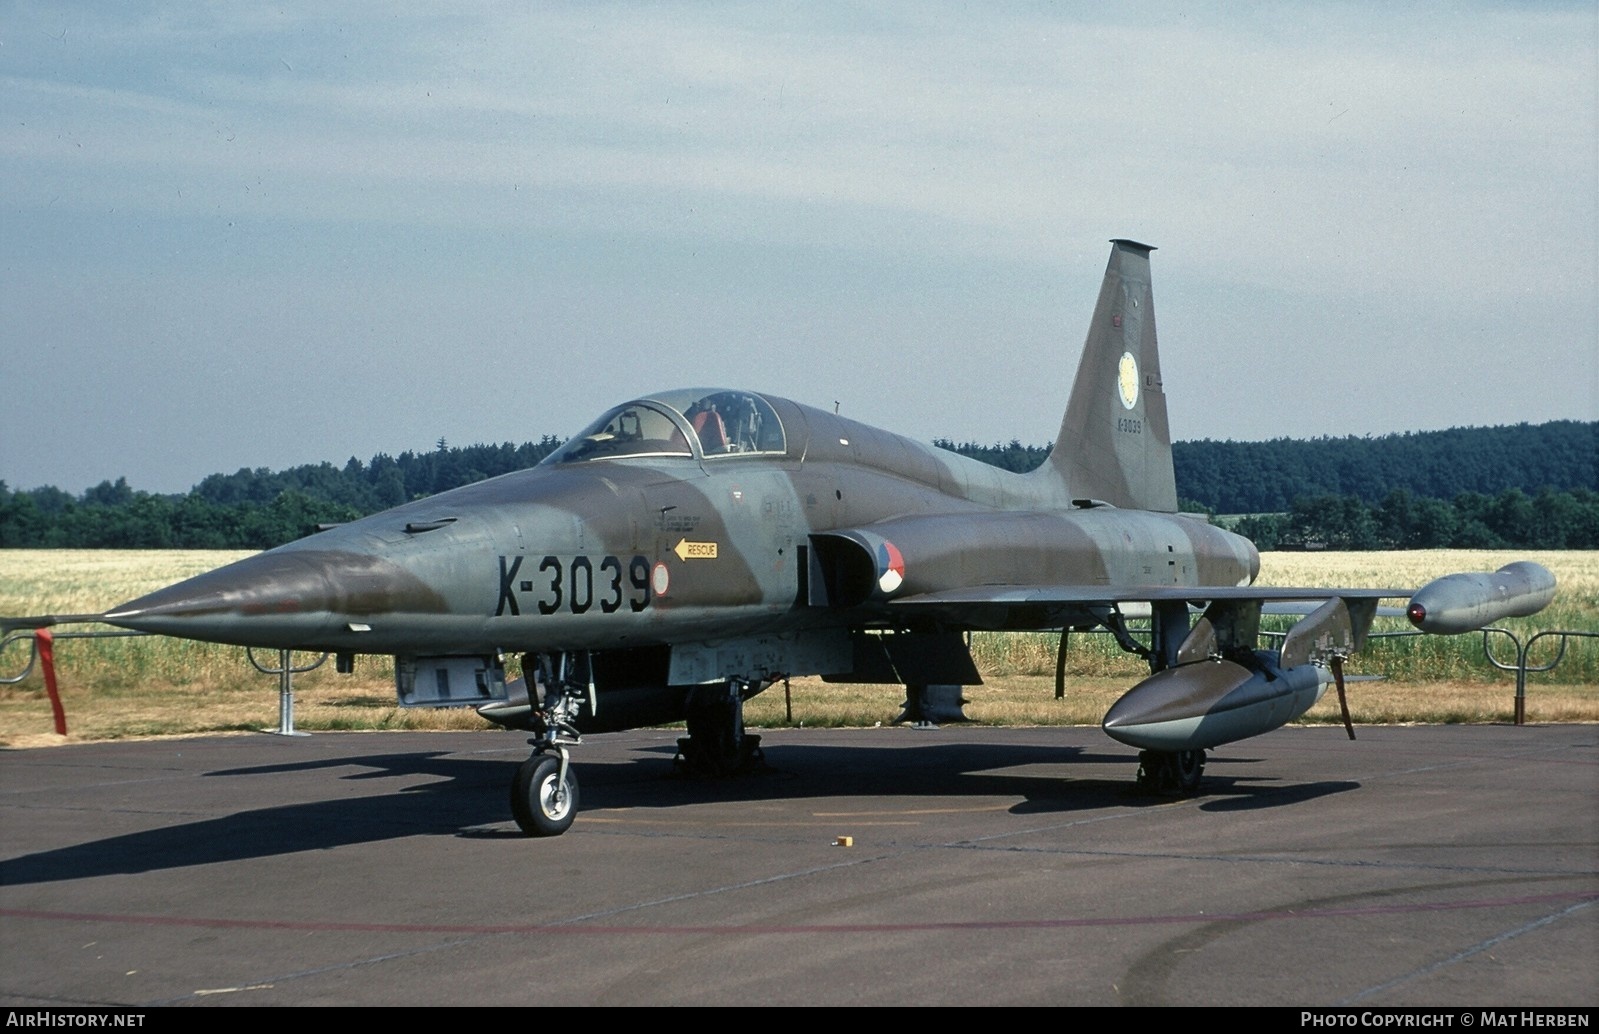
[882,563,1556,773]
[892,583,1404,622]
[892,560,1555,638]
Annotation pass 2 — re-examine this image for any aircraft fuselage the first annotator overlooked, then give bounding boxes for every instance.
[106,392,1257,662]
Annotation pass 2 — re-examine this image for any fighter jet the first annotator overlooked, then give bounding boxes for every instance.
[78,240,1555,835]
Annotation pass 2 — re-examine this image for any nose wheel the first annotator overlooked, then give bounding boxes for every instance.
[508,652,589,836]
[511,752,579,837]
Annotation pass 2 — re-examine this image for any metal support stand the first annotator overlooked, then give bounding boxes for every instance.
[1481,628,1592,726]
[1055,629,1069,699]
[247,647,328,736]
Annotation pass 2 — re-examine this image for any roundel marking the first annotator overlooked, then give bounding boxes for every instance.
[876,540,905,594]
[1117,351,1140,411]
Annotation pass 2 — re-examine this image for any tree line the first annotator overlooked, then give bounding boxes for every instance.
[0,438,563,550]
[1230,487,1598,550]
[940,419,1594,511]
[2,421,1592,550]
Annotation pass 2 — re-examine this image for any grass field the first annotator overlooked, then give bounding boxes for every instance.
[2,548,1594,745]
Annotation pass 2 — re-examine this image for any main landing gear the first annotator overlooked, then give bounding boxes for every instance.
[676,678,764,777]
[1135,749,1207,796]
[1107,601,1210,797]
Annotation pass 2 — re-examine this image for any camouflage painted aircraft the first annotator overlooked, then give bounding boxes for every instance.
[42,240,1555,835]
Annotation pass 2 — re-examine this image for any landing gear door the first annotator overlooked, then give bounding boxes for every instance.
[395,655,509,707]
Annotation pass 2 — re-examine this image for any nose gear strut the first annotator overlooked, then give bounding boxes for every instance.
[509,652,588,836]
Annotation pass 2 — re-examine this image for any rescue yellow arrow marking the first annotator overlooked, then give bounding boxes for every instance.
[673,538,718,561]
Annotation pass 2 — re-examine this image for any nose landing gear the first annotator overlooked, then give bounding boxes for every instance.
[509,652,587,837]
[511,751,578,837]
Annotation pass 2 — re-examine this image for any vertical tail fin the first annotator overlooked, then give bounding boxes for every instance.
[1038,239,1178,512]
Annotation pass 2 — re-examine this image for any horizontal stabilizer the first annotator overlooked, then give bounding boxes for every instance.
[1280,596,1377,667]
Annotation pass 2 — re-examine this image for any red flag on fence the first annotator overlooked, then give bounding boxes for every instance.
[34,629,67,735]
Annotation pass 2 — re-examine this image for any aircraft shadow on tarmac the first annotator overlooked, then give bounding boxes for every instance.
[0,741,1359,886]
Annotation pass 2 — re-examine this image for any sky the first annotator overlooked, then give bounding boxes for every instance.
[2,2,1595,495]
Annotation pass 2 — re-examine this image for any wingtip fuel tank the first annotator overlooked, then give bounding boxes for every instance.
[1405,561,1557,635]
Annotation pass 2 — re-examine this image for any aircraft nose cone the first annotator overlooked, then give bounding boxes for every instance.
[104,548,446,648]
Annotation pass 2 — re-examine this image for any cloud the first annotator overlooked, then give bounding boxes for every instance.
[1,3,1592,493]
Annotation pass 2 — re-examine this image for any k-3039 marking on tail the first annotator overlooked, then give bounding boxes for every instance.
[11,239,1555,836]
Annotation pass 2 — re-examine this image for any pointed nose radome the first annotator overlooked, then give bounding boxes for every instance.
[104,549,447,649]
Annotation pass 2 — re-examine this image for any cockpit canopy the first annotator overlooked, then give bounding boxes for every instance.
[545,388,786,464]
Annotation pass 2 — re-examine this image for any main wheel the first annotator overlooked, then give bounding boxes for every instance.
[1171,749,1206,792]
[510,755,579,837]
[1135,749,1206,796]
[678,693,762,777]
